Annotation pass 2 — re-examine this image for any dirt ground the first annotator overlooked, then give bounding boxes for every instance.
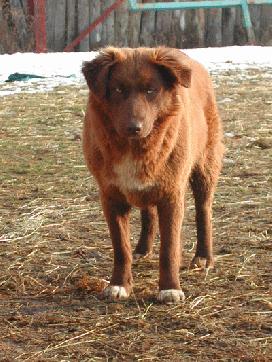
[0,68,271,361]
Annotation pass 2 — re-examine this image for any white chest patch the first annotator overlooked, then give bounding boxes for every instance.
[113,154,154,192]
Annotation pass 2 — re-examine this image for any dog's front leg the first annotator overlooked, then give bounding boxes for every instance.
[157,194,185,304]
[101,194,132,300]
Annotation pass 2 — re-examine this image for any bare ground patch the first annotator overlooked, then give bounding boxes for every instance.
[0,69,271,361]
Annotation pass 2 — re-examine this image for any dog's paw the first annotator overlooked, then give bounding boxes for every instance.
[103,285,130,301]
[190,256,214,270]
[133,251,152,262]
[157,289,185,304]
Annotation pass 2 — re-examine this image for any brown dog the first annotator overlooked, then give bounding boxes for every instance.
[82,47,223,304]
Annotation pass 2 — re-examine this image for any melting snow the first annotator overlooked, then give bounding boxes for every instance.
[0,46,272,96]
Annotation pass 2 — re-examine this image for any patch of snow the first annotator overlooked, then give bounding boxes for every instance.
[225,132,235,138]
[184,46,272,70]
[0,46,272,96]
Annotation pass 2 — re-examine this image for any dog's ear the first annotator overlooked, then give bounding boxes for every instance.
[150,47,191,88]
[82,47,123,98]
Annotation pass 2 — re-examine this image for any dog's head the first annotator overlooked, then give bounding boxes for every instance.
[82,47,191,139]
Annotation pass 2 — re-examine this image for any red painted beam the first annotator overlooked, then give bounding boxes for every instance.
[34,0,47,53]
[64,0,125,52]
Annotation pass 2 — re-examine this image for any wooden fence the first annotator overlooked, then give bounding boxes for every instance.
[0,0,271,53]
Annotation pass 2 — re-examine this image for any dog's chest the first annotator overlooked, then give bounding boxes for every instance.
[113,154,154,192]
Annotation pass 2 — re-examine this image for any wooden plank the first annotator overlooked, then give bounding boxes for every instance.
[182,10,194,48]
[170,8,183,48]
[184,9,205,48]
[156,6,175,47]
[101,0,115,46]
[46,0,56,51]
[205,8,222,46]
[260,4,272,45]
[22,0,29,14]
[0,5,3,23]
[114,0,129,46]
[197,9,205,47]
[194,9,205,48]
[66,0,77,47]
[9,0,29,50]
[222,8,236,45]
[139,0,156,46]
[174,9,187,48]
[89,0,102,50]
[78,0,90,51]
[234,7,247,44]
[127,8,141,47]
[0,2,18,54]
[250,5,261,43]
[53,0,66,51]
[0,5,5,53]
[21,0,34,35]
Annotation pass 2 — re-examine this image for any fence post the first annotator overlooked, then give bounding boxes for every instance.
[241,0,256,43]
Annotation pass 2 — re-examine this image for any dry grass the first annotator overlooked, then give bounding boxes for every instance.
[0,68,271,361]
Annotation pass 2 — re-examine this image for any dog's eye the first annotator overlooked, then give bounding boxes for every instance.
[115,87,122,93]
[146,89,156,94]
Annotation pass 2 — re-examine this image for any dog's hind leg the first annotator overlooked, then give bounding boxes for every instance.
[134,206,158,260]
[189,156,222,270]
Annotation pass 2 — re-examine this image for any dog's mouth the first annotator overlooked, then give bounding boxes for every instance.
[117,128,151,140]
[127,133,145,139]
[128,131,152,140]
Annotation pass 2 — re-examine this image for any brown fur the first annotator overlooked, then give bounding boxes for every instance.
[82,47,224,303]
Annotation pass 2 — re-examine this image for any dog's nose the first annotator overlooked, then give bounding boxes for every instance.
[127,121,143,136]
